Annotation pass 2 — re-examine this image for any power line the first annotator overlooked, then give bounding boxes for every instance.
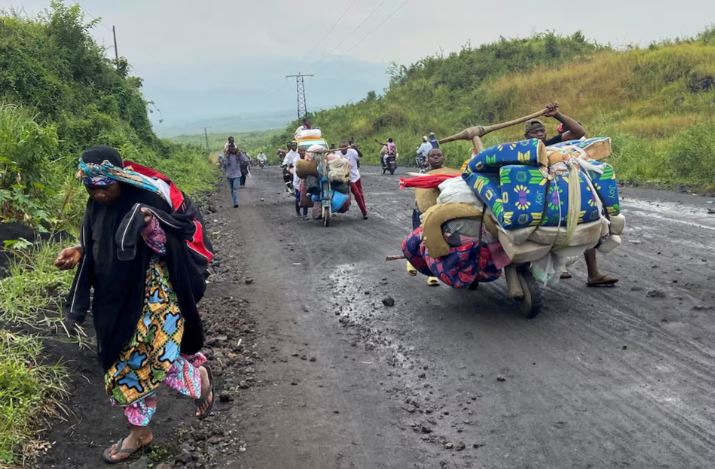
[302,0,360,59]
[329,0,410,64]
[306,0,390,70]
[251,0,361,106]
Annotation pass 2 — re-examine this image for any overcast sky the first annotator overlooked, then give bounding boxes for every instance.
[2,0,714,134]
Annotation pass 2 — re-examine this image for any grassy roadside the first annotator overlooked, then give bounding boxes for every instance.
[0,243,74,466]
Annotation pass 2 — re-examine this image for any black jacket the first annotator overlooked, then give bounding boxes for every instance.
[65,185,207,371]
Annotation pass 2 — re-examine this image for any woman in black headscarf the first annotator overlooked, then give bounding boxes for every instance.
[55,146,214,464]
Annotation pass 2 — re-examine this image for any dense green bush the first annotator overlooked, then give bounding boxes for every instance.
[0,2,216,231]
[667,121,715,186]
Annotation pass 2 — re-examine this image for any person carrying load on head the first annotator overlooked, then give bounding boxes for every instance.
[54,146,214,464]
[523,102,617,287]
[222,137,243,207]
[405,148,461,286]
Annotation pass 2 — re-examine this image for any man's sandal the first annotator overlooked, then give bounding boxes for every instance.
[586,275,618,287]
[102,437,151,464]
[195,365,215,419]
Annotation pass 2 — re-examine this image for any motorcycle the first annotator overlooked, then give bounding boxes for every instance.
[259,159,265,169]
[281,165,294,193]
[382,153,398,175]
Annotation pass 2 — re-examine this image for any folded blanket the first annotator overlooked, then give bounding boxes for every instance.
[587,161,620,216]
[402,227,501,288]
[550,137,612,161]
[421,203,483,258]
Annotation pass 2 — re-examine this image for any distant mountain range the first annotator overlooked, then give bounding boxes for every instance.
[154,109,298,137]
[144,56,390,137]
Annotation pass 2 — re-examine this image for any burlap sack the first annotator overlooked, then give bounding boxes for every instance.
[296,159,318,178]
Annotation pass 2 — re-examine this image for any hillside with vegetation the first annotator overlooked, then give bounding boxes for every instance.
[274,30,715,191]
[0,2,215,464]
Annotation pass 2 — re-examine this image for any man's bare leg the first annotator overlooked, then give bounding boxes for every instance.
[585,248,618,286]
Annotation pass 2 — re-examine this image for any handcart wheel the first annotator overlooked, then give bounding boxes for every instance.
[323,206,330,227]
[515,267,542,319]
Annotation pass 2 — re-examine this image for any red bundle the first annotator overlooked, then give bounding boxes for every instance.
[399,174,460,189]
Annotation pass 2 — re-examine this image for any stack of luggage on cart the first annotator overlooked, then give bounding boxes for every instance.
[294,132,352,214]
[402,137,624,287]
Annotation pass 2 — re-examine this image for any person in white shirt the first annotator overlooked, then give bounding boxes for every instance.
[282,142,300,195]
[340,140,368,219]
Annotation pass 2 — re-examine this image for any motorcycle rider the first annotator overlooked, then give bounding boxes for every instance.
[375,137,397,173]
[428,132,439,149]
[415,136,432,172]
[281,142,300,195]
[257,152,267,168]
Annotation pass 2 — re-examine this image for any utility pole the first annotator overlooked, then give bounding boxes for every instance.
[112,26,119,69]
[203,128,210,155]
[285,73,314,120]
[204,127,211,154]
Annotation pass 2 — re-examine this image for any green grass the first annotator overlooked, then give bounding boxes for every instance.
[0,243,73,329]
[0,242,81,465]
[0,329,69,466]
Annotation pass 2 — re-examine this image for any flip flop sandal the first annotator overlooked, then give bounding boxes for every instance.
[406,261,418,277]
[587,276,619,287]
[102,437,151,464]
[560,271,572,279]
[195,365,215,419]
[426,277,440,287]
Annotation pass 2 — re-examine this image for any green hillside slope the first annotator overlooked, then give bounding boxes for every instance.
[276,31,715,191]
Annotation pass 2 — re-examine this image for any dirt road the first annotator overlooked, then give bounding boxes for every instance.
[42,166,715,468]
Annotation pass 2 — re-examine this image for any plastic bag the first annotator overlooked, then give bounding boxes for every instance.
[437,177,483,208]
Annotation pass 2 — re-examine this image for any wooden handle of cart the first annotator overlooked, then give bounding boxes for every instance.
[438,108,549,152]
[385,255,406,261]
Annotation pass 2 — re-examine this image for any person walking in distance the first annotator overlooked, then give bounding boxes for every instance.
[340,140,368,219]
[238,150,251,187]
[222,138,242,208]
